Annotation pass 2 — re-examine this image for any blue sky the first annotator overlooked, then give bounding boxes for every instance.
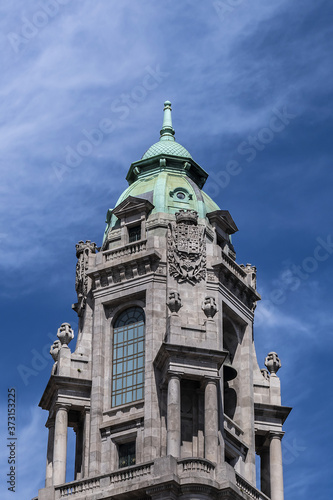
[1,1,332,498]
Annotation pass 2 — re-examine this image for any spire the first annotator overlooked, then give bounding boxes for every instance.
[159,100,175,141]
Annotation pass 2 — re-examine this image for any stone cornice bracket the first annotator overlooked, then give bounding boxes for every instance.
[265,351,281,376]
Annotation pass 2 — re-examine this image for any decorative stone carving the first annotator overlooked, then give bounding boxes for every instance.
[241,263,257,289]
[202,296,218,318]
[207,270,218,282]
[261,368,270,380]
[167,291,182,313]
[265,352,281,375]
[50,340,61,362]
[50,339,62,375]
[168,210,206,284]
[57,322,74,347]
[74,240,96,315]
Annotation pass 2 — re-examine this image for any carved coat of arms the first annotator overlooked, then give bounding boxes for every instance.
[168,210,206,284]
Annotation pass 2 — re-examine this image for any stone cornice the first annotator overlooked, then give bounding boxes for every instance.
[254,402,292,425]
[88,245,163,291]
[206,210,239,235]
[154,343,228,384]
[39,375,91,411]
[127,154,208,189]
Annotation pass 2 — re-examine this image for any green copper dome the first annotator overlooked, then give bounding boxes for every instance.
[111,171,219,218]
[103,101,220,243]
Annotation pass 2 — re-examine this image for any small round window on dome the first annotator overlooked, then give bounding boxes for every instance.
[177,192,186,200]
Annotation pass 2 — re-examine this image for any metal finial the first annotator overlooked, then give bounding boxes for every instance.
[160,100,175,141]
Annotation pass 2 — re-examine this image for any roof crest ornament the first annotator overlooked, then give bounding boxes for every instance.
[160,100,175,142]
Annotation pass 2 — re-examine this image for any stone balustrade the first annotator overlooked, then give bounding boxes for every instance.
[55,462,153,498]
[224,413,244,437]
[109,462,152,484]
[221,252,247,280]
[178,457,215,475]
[51,462,270,500]
[104,240,147,262]
[58,478,100,497]
[236,472,270,500]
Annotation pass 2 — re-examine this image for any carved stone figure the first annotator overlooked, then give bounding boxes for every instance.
[57,322,74,347]
[265,351,281,375]
[168,210,206,284]
[202,296,218,318]
[167,291,182,313]
[261,368,270,380]
[50,340,61,362]
[74,240,96,315]
[50,339,62,375]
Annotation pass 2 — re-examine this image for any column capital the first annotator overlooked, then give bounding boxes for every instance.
[167,370,183,381]
[45,417,55,429]
[55,402,71,412]
[202,375,220,388]
[268,430,285,442]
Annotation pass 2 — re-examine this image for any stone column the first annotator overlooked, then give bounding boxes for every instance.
[204,378,219,463]
[53,404,70,485]
[45,418,55,487]
[269,432,284,500]
[260,447,270,498]
[167,373,181,457]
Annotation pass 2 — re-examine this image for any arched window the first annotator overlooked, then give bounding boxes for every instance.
[112,307,145,407]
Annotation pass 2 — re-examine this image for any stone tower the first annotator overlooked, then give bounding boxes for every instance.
[35,102,291,500]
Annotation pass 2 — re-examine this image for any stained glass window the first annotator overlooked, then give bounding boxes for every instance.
[112,307,145,407]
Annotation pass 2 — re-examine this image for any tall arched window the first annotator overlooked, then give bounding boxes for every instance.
[112,307,145,407]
